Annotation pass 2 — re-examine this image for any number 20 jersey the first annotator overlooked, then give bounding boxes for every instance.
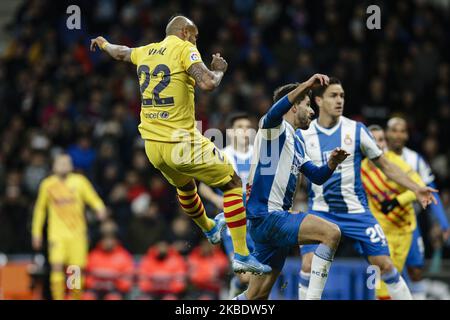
[297,117,383,214]
[130,35,203,142]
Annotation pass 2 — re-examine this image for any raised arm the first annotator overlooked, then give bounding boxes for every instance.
[187,53,227,91]
[90,36,132,62]
[372,155,438,209]
[262,74,329,128]
[379,167,424,214]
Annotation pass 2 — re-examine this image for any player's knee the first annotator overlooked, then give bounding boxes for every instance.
[323,223,341,248]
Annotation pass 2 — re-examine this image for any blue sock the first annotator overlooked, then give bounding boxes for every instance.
[381,268,400,284]
[314,244,335,262]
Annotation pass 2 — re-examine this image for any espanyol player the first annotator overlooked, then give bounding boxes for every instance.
[198,113,256,298]
[231,74,350,300]
[297,78,437,300]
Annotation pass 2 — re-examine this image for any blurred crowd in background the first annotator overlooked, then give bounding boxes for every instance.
[1,0,450,282]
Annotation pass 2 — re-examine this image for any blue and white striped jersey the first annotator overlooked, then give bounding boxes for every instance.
[297,116,382,213]
[246,120,311,218]
[400,146,435,185]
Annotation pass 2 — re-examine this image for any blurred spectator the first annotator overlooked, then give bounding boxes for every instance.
[168,213,202,255]
[23,151,49,195]
[138,241,188,299]
[84,221,134,300]
[187,239,229,300]
[0,171,30,253]
[128,202,168,254]
[67,135,96,174]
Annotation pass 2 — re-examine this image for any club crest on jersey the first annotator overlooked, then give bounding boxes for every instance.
[344,134,352,145]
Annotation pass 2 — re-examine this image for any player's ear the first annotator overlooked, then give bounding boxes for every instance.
[291,105,297,113]
[180,26,188,40]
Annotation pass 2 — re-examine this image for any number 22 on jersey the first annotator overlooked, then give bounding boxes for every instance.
[137,64,174,107]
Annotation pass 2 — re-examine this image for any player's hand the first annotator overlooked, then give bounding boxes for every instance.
[32,236,42,251]
[90,36,108,51]
[328,147,350,169]
[380,198,400,214]
[414,186,438,209]
[96,208,109,222]
[305,74,330,88]
[211,53,228,73]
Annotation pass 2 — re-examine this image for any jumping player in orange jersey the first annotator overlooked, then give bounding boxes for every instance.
[90,15,271,274]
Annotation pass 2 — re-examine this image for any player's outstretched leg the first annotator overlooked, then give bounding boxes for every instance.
[177,180,225,244]
[368,255,413,300]
[218,173,271,275]
[297,215,341,300]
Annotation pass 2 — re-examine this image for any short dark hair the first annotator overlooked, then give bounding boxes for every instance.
[227,112,250,127]
[368,124,383,132]
[310,77,342,109]
[273,83,311,104]
[311,77,342,99]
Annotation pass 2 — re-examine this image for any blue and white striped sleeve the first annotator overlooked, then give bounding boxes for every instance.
[359,123,383,159]
[260,95,292,129]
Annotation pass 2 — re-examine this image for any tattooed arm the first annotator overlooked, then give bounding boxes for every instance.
[187,53,228,91]
[90,36,132,62]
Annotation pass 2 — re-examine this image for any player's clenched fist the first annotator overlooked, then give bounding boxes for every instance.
[211,53,228,73]
[90,36,108,51]
[328,147,350,169]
